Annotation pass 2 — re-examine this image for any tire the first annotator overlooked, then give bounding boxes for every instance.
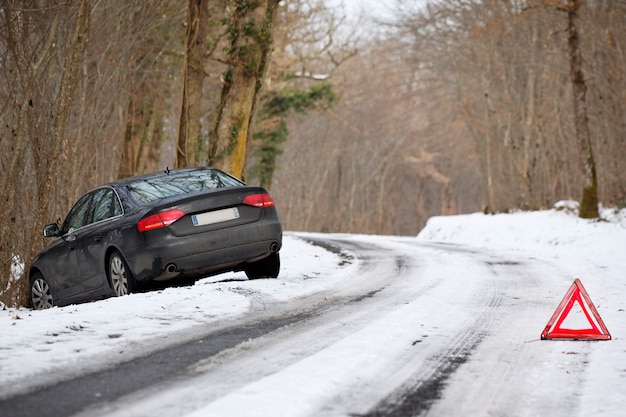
[108,251,135,297]
[245,252,280,280]
[31,272,54,310]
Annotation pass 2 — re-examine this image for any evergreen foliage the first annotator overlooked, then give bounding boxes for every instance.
[251,83,337,188]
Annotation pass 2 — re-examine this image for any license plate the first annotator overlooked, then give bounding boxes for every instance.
[191,207,240,226]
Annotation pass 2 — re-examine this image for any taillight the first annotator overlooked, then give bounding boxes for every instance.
[243,193,275,208]
[137,209,185,232]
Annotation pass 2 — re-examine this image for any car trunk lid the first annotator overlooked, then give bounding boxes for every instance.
[146,186,272,236]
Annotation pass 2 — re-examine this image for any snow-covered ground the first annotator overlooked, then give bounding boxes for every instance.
[1,201,625,416]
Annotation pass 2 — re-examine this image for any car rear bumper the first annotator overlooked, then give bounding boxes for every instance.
[161,239,280,280]
[126,219,282,282]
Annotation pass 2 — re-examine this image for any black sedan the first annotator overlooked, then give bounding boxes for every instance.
[29,167,282,310]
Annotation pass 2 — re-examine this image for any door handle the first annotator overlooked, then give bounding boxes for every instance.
[94,234,103,242]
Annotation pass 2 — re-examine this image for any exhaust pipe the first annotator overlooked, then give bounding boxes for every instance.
[154,263,180,281]
[270,242,279,253]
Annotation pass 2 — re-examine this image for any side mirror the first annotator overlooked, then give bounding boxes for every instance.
[43,223,60,237]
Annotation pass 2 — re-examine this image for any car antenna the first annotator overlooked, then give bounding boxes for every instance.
[165,166,170,175]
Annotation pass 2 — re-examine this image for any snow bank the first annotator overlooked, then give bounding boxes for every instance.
[417,201,626,270]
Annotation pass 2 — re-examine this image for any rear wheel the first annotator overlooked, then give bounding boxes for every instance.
[108,251,134,296]
[245,252,280,280]
[31,272,54,310]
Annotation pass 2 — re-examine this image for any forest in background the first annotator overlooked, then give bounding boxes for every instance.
[1,0,625,307]
[274,0,626,234]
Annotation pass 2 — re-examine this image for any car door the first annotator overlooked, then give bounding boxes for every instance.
[76,187,124,292]
[51,192,93,300]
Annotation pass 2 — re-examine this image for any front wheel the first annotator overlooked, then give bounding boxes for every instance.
[108,251,135,297]
[31,272,54,310]
[245,252,280,280]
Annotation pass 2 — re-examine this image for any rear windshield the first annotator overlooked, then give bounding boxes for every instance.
[127,169,243,204]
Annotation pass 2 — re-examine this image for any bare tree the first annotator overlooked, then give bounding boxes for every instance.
[29,0,91,270]
[176,0,209,168]
[383,0,622,215]
[566,0,598,218]
[116,2,187,178]
[0,0,89,306]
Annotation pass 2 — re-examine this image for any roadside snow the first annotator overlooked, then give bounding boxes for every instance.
[417,202,626,263]
[0,236,358,398]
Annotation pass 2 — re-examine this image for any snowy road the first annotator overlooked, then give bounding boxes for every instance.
[80,237,505,417]
[2,213,625,417]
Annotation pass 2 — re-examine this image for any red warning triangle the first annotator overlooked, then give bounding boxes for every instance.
[541,279,611,340]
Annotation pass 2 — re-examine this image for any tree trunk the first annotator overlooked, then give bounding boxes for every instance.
[119,97,139,179]
[0,1,62,307]
[567,0,599,218]
[176,0,209,168]
[29,0,91,266]
[209,0,280,178]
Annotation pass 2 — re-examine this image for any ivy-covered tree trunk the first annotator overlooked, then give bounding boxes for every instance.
[209,0,280,178]
[176,0,209,168]
[567,0,599,218]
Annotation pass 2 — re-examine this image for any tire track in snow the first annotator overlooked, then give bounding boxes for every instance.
[354,254,507,417]
[424,254,591,417]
